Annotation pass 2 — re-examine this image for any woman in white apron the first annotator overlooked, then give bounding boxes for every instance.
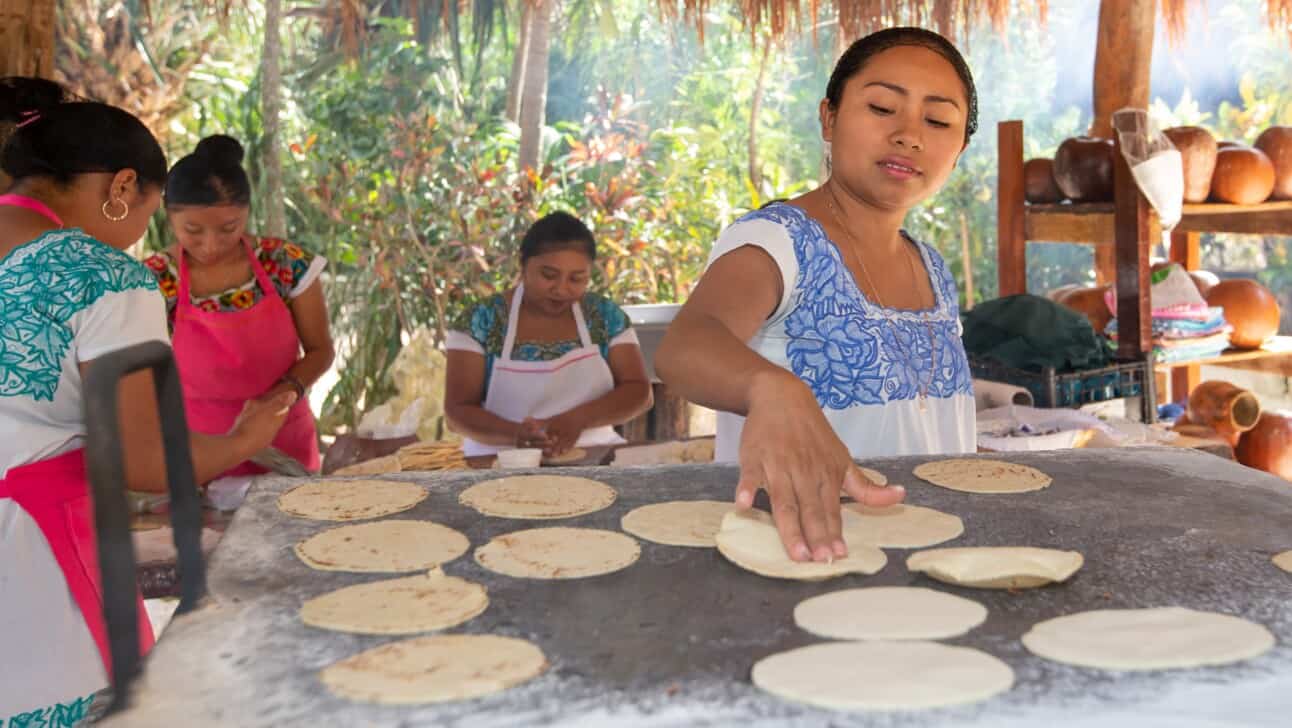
[445,212,653,457]
[657,28,978,565]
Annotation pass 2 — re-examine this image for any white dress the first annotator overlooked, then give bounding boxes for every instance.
[0,229,169,722]
[706,202,975,463]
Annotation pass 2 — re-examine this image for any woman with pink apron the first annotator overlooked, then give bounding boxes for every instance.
[0,80,294,721]
[148,135,333,477]
[444,212,654,457]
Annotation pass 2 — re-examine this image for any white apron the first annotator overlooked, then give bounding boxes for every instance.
[462,284,627,456]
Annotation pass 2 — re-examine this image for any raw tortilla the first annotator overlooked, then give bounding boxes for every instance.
[300,568,488,635]
[844,503,964,548]
[475,527,640,579]
[1274,550,1292,573]
[906,547,1083,589]
[620,500,733,547]
[1022,607,1275,671]
[542,447,587,465]
[714,509,887,581]
[913,458,1052,494]
[752,640,1014,711]
[320,634,547,705]
[295,520,469,573]
[793,587,987,640]
[459,475,616,519]
[276,479,426,521]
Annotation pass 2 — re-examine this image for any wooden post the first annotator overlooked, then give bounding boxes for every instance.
[1113,136,1152,361]
[997,120,1026,297]
[0,0,56,78]
[1090,0,1156,139]
[1169,229,1203,402]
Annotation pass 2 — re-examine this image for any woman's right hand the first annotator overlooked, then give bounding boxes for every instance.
[735,370,905,563]
[229,391,297,450]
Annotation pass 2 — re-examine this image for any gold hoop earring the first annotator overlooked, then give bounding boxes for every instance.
[102,198,129,222]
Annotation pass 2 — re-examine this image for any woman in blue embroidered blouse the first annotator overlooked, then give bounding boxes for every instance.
[657,28,977,564]
[444,212,653,457]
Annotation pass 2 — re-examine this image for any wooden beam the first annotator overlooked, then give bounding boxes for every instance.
[1167,229,1202,403]
[997,120,1026,297]
[0,0,56,78]
[1091,0,1156,138]
[1113,135,1152,361]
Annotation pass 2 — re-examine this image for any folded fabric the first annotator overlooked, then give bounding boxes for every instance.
[1105,313,1229,340]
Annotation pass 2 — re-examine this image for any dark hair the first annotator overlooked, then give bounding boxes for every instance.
[164,134,252,208]
[0,76,167,187]
[825,27,978,143]
[519,212,596,263]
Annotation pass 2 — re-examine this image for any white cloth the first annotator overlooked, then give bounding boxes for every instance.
[445,326,638,355]
[705,203,975,463]
[0,229,168,719]
[461,284,627,456]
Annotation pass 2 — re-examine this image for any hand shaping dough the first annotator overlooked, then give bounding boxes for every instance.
[300,568,488,635]
[715,509,886,581]
[752,640,1014,711]
[1274,550,1292,573]
[620,500,733,547]
[906,547,1083,589]
[844,502,964,548]
[475,527,640,579]
[320,634,547,704]
[459,475,616,519]
[277,479,426,521]
[1022,607,1275,671]
[913,459,1051,494]
[793,587,987,640]
[295,520,469,573]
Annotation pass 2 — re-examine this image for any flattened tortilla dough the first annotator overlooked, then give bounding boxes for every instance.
[320,634,547,705]
[715,509,887,581]
[620,500,733,547]
[906,547,1083,589]
[752,640,1014,711]
[277,479,427,521]
[542,448,587,465]
[1022,607,1275,671]
[459,475,616,519]
[794,587,988,640]
[301,569,488,635]
[1274,550,1292,573]
[475,527,640,579]
[913,458,1052,494]
[295,520,469,573]
[844,502,964,548]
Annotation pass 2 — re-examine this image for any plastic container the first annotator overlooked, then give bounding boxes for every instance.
[496,448,543,469]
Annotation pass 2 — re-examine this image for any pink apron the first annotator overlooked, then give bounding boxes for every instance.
[172,238,320,476]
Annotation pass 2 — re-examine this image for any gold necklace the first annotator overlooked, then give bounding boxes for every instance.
[824,185,937,411]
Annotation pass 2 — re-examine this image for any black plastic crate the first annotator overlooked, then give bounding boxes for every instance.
[969,355,1156,422]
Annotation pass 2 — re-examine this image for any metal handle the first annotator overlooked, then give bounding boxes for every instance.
[82,341,206,713]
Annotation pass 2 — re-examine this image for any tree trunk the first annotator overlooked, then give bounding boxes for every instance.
[260,0,286,237]
[1090,0,1155,139]
[504,0,532,123]
[517,0,551,173]
[0,0,56,77]
[748,38,772,198]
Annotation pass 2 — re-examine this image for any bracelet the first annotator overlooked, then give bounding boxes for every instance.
[279,374,306,400]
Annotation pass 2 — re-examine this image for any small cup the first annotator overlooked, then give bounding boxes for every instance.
[496,448,543,469]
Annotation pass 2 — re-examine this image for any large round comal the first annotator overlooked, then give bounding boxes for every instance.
[1210,147,1275,205]
[1205,278,1280,349]
[1254,126,1292,200]
[1163,126,1218,203]
[1054,137,1116,202]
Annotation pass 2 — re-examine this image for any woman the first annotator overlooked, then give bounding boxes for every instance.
[445,212,653,457]
[145,135,334,476]
[656,28,977,564]
[0,78,292,721]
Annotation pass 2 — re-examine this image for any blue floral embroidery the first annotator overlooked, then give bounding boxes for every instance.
[0,230,158,402]
[742,203,972,409]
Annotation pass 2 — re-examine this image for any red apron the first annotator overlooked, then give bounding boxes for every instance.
[172,238,320,477]
[0,449,155,676]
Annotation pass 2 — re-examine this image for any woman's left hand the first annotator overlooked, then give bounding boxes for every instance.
[543,409,589,455]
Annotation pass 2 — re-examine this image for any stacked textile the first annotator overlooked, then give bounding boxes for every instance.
[1103,265,1232,363]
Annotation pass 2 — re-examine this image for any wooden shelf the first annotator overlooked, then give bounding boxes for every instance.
[1023,200,1292,244]
[1154,336,1292,378]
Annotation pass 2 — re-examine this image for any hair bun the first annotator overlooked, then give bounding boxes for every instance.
[0,77,71,124]
[193,134,245,166]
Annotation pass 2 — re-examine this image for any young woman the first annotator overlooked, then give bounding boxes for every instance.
[0,78,293,721]
[444,212,653,457]
[656,28,978,564]
[145,135,334,476]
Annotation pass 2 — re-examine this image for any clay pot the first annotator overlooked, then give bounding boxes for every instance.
[1054,137,1116,202]
[1186,380,1261,447]
[1205,278,1281,349]
[1254,126,1292,200]
[1236,411,1292,481]
[1046,284,1082,302]
[1163,126,1218,203]
[1055,284,1113,335]
[1217,141,1246,150]
[1210,147,1275,205]
[1024,158,1065,203]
